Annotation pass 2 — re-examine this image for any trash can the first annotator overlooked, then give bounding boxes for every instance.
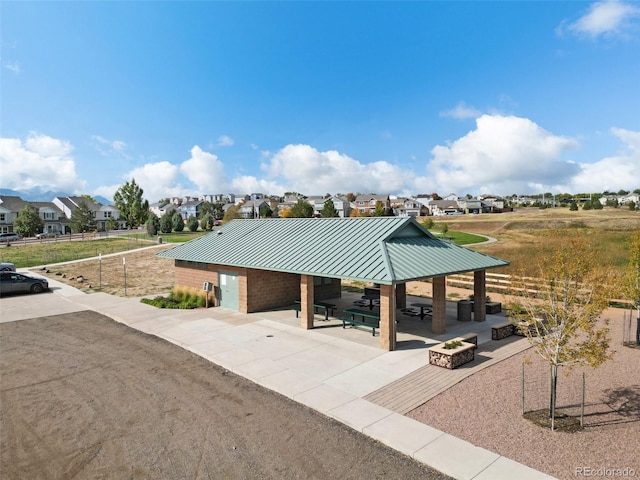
[457,300,473,322]
[158,236,163,244]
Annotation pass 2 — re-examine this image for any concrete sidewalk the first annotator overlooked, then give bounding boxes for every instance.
[3,275,556,480]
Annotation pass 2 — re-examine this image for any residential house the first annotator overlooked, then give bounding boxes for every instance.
[312,195,352,218]
[0,195,68,234]
[391,197,424,217]
[238,199,270,219]
[178,198,203,220]
[53,196,126,231]
[426,199,463,216]
[457,197,483,214]
[354,194,391,215]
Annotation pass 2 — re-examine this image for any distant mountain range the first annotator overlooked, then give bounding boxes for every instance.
[0,188,113,205]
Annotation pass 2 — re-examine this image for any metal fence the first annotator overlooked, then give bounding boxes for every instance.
[622,307,639,347]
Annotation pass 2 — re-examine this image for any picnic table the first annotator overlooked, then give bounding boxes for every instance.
[341,308,381,336]
[294,300,336,321]
[359,294,380,310]
[411,302,433,320]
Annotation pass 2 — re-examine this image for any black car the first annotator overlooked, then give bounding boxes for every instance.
[0,272,49,294]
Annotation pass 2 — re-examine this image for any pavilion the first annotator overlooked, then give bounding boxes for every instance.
[157,216,509,351]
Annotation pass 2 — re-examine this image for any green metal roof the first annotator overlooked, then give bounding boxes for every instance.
[157,217,509,285]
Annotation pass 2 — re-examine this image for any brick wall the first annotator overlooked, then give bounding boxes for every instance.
[174,260,342,313]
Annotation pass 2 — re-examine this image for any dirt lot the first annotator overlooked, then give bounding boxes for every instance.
[0,311,449,480]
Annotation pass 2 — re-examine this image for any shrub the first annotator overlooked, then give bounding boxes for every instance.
[141,286,207,309]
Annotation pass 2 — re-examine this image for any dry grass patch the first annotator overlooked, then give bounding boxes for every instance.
[35,245,175,297]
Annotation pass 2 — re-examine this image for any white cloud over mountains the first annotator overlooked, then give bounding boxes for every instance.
[1,116,638,203]
[0,132,86,193]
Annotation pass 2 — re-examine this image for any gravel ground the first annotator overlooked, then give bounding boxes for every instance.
[408,307,640,480]
[0,311,451,480]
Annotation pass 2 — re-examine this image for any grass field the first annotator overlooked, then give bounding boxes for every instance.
[440,208,640,275]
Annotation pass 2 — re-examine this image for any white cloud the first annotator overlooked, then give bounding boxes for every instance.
[439,102,481,120]
[180,146,229,193]
[117,161,184,203]
[91,135,128,156]
[559,0,640,39]
[217,135,234,147]
[3,62,21,74]
[0,132,86,193]
[560,127,640,193]
[416,115,581,195]
[264,144,413,195]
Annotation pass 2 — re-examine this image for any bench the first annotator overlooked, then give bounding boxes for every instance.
[491,321,515,340]
[451,332,478,348]
[339,317,379,336]
[294,300,336,321]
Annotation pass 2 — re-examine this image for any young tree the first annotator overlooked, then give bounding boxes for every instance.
[159,210,173,234]
[146,213,160,235]
[70,200,97,233]
[440,222,449,237]
[320,199,339,218]
[628,201,636,211]
[113,179,149,228]
[569,201,578,211]
[622,232,640,345]
[290,200,313,218]
[200,212,214,231]
[373,201,386,217]
[223,205,241,222]
[172,212,184,232]
[186,215,199,232]
[278,206,292,218]
[106,216,119,232]
[507,232,614,427]
[421,217,434,230]
[13,205,44,237]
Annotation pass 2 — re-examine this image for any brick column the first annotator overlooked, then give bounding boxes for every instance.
[473,270,487,322]
[395,282,406,309]
[379,284,396,351]
[432,276,447,334]
[300,274,315,329]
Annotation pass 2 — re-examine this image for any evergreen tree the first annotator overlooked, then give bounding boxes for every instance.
[320,199,339,218]
[159,210,173,234]
[259,204,273,218]
[290,200,314,218]
[373,201,386,217]
[146,213,160,235]
[186,215,199,232]
[569,201,578,211]
[172,212,184,232]
[70,200,97,233]
[13,205,44,237]
[113,179,149,228]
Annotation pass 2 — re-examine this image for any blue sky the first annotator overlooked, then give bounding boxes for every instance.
[1,1,639,203]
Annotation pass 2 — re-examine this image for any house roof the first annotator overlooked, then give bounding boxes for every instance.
[157,217,508,285]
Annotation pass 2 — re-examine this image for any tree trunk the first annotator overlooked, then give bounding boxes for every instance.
[550,364,558,430]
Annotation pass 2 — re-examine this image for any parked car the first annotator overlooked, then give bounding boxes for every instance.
[36,231,59,239]
[0,232,20,243]
[0,272,49,294]
[0,262,16,272]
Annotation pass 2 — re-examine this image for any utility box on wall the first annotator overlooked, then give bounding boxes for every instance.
[203,281,214,292]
